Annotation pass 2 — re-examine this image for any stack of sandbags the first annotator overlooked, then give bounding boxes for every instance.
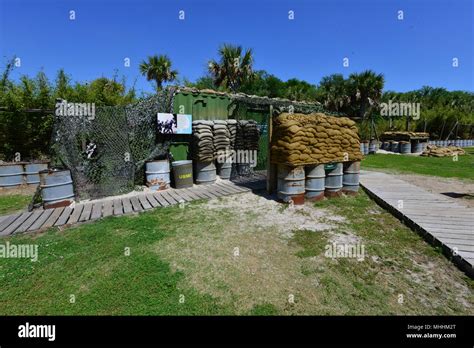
[421,145,465,157]
[381,131,429,142]
[192,120,214,161]
[235,120,260,150]
[227,119,238,148]
[271,113,363,165]
[213,120,231,156]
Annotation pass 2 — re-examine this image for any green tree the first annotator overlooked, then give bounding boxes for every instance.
[347,70,385,119]
[139,55,178,92]
[208,44,255,92]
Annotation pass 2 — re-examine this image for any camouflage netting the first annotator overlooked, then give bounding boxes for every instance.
[271,113,363,166]
[51,92,175,201]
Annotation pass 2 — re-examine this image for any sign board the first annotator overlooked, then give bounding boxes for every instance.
[157,113,192,134]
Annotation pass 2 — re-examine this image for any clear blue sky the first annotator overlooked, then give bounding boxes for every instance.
[0,0,472,94]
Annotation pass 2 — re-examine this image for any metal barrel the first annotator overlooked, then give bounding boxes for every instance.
[399,141,411,154]
[216,158,232,180]
[455,139,461,147]
[369,140,378,154]
[342,161,360,195]
[390,141,399,153]
[237,163,251,176]
[0,162,25,188]
[362,141,369,155]
[24,162,49,186]
[172,160,193,189]
[325,162,343,198]
[359,143,364,154]
[146,160,170,191]
[277,165,305,204]
[382,142,391,151]
[304,164,325,201]
[194,161,216,185]
[39,169,75,209]
[412,141,423,153]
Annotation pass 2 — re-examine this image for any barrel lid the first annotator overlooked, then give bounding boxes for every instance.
[39,168,70,174]
[0,161,28,166]
[172,160,192,166]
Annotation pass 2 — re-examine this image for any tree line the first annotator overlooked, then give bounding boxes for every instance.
[1,44,473,160]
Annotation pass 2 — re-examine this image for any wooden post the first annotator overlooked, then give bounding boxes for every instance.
[266,104,276,194]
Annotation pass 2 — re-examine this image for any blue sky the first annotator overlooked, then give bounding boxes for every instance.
[0,0,472,94]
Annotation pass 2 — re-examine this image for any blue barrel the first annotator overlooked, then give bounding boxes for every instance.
[412,141,423,153]
[39,169,75,209]
[325,162,343,198]
[24,162,49,186]
[359,143,364,154]
[362,142,369,155]
[217,159,232,180]
[399,141,411,154]
[369,140,378,154]
[277,165,305,204]
[342,161,360,195]
[146,160,170,191]
[0,162,25,188]
[455,140,461,147]
[305,164,325,201]
[195,161,216,185]
[390,141,399,153]
[382,142,391,151]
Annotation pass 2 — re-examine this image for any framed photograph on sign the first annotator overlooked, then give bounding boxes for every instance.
[157,113,192,134]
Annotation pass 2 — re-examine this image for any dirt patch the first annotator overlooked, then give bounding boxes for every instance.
[397,174,474,208]
[0,185,36,197]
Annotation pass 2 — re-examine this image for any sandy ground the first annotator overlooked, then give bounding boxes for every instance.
[396,174,474,208]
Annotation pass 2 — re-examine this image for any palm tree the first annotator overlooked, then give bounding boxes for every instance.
[318,74,350,112]
[139,55,178,92]
[347,70,385,119]
[208,44,255,92]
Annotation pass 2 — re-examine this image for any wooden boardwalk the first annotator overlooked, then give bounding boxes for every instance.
[359,171,474,278]
[0,174,266,237]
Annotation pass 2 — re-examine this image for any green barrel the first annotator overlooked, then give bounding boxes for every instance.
[172,160,193,189]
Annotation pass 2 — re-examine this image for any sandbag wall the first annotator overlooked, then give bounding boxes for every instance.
[191,120,260,182]
[270,113,362,204]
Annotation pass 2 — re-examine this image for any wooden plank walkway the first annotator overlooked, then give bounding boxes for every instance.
[0,176,265,237]
[359,170,474,278]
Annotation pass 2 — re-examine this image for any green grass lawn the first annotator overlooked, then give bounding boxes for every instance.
[0,191,472,315]
[361,147,474,180]
[0,194,31,215]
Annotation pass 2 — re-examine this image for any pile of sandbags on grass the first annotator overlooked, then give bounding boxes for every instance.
[381,131,429,142]
[227,119,238,148]
[192,120,214,161]
[271,113,362,165]
[421,145,465,157]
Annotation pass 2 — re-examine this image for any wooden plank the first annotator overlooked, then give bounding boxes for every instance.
[0,215,8,226]
[138,194,152,210]
[112,199,122,216]
[67,204,84,224]
[55,207,73,226]
[79,203,93,222]
[102,200,113,217]
[153,192,170,206]
[170,189,192,203]
[1,212,33,235]
[213,183,237,194]
[437,238,474,246]
[209,185,231,196]
[160,191,178,205]
[0,214,21,234]
[180,188,202,200]
[130,196,143,212]
[16,210,44,233]
[145,193,161,208]
[122,197,133,214]
[190,186,218,199]
[42,207,65,229]
[91,201,103,220]
[28,209,54,231]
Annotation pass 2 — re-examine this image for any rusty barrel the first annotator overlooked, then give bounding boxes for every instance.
[146,160,170,191]
[305,164,325,201]
[324,163,343,198]
[39,169,75,209]
[342,161,360,195]
[277,165,305,204]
